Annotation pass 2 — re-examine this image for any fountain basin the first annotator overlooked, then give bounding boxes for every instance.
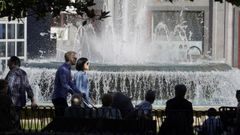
[14,62,238,107]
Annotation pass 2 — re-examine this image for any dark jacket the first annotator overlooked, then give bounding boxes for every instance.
[111,92,134,119]
[52,63,80,100]
[160,97,194,135]
[5,67,34,107]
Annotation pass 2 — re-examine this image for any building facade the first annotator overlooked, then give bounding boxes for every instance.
[0,17,27,72]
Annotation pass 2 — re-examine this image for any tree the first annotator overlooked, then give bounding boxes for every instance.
[0,0,110,25]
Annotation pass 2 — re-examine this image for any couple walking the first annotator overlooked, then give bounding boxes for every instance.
[52,51,91,117]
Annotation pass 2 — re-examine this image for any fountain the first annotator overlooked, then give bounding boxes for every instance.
[3,0,239,107]
[72,0,205,64]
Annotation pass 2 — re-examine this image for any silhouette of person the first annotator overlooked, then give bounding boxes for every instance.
[111,92,134,119]
[0,79,18,131]
[159,84,193,135]
[234,90,240,135]
[135,90,156,119]
[202,108,223,135]
[65,94,95,119]
[97,93,122,119]
[52,51,80,117]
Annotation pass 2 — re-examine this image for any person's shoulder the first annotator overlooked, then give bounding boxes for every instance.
[74,71,84,79]
[136,101,152,110]
[13,68,27,76]
[139,101,151,106]
[136,101,144,107]
[19,68,27,74]
[166,98,175,104]
[58,63,70,71]
[184,99,192,105]
[59,63,66,68]
[75,71,84,76]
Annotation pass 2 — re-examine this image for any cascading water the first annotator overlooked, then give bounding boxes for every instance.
[3,65,236,107]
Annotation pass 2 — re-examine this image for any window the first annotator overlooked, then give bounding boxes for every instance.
[0,24,6,39]
[8,24,15,39]
[17,42,24,56]
[0,42,6,57]
[17,24,24,39]
[8,42,15,57]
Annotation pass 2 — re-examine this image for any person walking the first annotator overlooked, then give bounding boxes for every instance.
[52,51,80,117]
[5,56,37,129]
[74,57,92,106]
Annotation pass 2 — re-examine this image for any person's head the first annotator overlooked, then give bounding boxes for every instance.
[71,94,82,107]
[175,84,187,98]
[0,79,8,95]
[145,90,156,104]
[101,93,113,107]
[7,56,21,70]
[236,90,240,102]
[76,57,89,71]
[207,108,217,117]
[64,51,77,65]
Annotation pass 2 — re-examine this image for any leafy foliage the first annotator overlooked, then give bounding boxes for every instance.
[0,0,110,25]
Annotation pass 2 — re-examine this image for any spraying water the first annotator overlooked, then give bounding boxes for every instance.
[72,0,204,64]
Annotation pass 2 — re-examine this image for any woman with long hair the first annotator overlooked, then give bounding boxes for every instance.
[74,57,91,106]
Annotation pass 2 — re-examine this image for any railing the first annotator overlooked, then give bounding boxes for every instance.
[19,106,229,134]
[20,106,55,131]
[152,109,212,134]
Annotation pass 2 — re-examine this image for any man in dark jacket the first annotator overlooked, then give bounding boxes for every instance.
[5,56,37,129]
[5,56,37,108]
[52,51,80,117]
[160,84,193,135]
